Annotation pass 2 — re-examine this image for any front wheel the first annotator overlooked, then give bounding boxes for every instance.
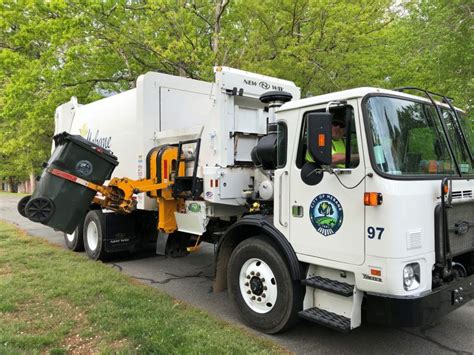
[227,236,303,334]
[83,210,107,260]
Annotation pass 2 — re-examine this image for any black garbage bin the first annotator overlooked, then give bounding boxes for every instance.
[22,132,118,233]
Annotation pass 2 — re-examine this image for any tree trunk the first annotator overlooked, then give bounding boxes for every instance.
[29,171,36,193]
[178,65,187,77]
[7,176,14,192]
[213,0,229,65]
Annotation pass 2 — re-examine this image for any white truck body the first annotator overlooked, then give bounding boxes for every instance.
[55,67,300,210]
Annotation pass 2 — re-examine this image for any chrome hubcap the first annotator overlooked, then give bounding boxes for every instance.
[86,221,99,251]
[239,258,277,313]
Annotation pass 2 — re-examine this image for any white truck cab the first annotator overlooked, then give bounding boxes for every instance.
[237,86,473,332]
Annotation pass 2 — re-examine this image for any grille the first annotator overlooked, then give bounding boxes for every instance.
[452,190,473,199]
[446,200,474,257]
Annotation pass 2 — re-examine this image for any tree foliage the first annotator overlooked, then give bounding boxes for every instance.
[0,0,472,182]
[384,0,473,108]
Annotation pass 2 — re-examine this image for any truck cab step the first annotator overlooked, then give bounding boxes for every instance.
[298,307,351,332]
[302,276,354,297]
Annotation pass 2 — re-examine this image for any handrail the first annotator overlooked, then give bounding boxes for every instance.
[278,171,288,228]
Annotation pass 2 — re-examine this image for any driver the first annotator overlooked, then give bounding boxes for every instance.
[305,116,347,168]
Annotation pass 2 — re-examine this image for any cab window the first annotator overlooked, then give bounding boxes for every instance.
[296,105,359,169]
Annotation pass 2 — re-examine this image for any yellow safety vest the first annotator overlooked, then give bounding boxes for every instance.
[305,139,345,168]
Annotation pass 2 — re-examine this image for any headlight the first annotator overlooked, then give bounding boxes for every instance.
[403,263,420,291]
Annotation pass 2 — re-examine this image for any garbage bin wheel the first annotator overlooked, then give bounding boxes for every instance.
[17,195,31,218]
[83,210,107,260]
[64,217,85,252]
[25,197,55,223]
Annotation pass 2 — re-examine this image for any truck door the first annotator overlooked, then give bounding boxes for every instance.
[288,101,366,265]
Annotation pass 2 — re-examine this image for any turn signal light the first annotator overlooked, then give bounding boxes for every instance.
[443,182,449,195]
[370,268,382,277]
[318,134,326,147]
[364,192,383,206]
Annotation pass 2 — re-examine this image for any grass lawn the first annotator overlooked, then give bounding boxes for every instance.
[0,221,286,354]
[0,191,29,197]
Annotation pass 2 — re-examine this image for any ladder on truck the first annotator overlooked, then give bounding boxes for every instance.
[298,270,363,332]
[173,138,202,200]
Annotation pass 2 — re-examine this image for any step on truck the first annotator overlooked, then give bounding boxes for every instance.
[20,67,474,333]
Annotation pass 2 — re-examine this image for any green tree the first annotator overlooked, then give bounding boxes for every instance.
[383,0,473,110]
[0,0,471,189]
[318,202,334,216]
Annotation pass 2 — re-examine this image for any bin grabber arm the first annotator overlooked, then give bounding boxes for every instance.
[104,176,172,213]
[47,168,173,214]
[47,168,125,211]
[106,176,184,233]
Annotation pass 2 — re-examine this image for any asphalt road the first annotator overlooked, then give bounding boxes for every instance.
[1,194,473,354]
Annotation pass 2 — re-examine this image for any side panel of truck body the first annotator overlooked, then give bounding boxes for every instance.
[55,73,214,210]
[55,67,301,210]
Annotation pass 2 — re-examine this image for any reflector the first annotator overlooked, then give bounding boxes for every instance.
[318,134,325,147]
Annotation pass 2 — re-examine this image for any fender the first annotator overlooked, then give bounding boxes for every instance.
[213,214,305,292]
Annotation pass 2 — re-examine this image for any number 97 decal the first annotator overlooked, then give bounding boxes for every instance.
[368,226,384,240]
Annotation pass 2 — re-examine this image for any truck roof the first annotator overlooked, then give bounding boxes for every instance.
[278,87,463,112]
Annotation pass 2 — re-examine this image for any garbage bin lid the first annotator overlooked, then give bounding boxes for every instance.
[54,132,119,166]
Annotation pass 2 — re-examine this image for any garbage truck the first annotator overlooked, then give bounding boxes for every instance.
[19,66,474,334]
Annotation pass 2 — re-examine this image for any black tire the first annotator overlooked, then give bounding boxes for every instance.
[83,210,107,260]
[166,232,191,258]
[17,195,31,218]
[63,217,85,252]
[227,236,303,334]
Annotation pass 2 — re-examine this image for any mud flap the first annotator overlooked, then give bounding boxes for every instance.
[156,231,169,255]
[104,212,137,253]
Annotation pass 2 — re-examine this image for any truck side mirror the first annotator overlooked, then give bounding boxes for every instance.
[307,112,333,166]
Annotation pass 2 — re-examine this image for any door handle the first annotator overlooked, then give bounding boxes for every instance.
[279,171,288,227]
[292,205,304,218]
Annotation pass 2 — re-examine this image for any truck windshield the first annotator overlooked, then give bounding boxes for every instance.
[441,109,473,174]
[458,113,474,149]
[366,96,473,177]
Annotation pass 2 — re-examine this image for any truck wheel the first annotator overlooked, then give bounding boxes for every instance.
[166,232,191,258]
[64,217,85,252]
[227,236,302,334]
[83,210,107,260]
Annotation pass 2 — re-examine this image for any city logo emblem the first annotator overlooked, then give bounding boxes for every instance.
[76,160,93,177]
[309,194,343,236]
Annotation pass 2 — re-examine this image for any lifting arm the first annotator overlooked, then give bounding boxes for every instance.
[49,168,175,214]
